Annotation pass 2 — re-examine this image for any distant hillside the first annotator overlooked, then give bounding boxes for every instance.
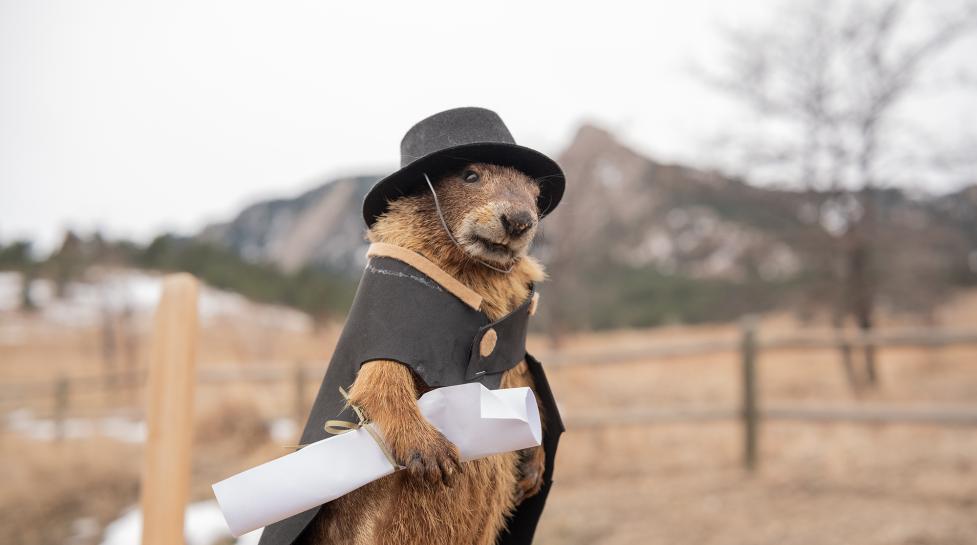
[934,184,977,253]
[198,175,380,274]
[544,125,810,281]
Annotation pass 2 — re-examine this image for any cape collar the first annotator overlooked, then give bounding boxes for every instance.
[366,242,484,310]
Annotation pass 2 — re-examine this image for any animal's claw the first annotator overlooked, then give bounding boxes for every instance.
[401,429,462,487]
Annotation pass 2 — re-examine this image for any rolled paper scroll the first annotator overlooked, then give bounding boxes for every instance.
[213,383,542,537]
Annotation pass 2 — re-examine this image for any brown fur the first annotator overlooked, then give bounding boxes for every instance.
[297,164,548,545]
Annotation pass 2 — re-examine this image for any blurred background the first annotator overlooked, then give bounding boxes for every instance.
[2,1,977,544]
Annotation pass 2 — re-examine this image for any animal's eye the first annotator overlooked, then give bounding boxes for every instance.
[463,170,480,183]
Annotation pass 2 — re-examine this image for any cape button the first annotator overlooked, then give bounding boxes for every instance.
[480,328,498,358]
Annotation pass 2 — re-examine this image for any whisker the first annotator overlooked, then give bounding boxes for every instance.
[533,173,564,182]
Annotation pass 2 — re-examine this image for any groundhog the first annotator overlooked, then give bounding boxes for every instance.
[296,163,549,545]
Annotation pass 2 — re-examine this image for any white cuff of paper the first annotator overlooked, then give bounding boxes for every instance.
[212,382,542,537]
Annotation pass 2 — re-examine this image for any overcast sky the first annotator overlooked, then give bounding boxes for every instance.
[2,0,974,251]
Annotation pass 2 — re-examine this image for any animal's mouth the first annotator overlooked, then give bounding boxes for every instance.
[470,235,515,258]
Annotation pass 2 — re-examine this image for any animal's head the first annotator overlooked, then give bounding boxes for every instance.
[430,163,541,268]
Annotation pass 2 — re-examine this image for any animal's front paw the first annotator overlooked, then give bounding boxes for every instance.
[395,427,463,486]
[514,446,545,504]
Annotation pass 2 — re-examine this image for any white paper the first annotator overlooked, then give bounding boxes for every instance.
[212,383,542,537]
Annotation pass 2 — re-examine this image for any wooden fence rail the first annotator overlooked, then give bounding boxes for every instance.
[3,321,977,473]
[564,404,977,428]
[543,326,977,369]
[3,326,975,402]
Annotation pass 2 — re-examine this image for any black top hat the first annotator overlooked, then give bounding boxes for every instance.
[362,107,566,227]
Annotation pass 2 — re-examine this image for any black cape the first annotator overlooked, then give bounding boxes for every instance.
[258,244,564,545]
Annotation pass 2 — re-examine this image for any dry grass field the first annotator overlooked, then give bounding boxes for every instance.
[2,283,976,545]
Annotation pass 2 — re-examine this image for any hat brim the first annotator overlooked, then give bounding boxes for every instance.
[363,142,565,227]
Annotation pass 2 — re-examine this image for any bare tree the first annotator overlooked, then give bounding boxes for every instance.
[705,0,977,387]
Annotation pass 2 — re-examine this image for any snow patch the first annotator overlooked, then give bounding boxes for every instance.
[268,417,298,443]
[100,501,262,545]
[6,409,290,445]
[5,409,147,443]
[0,269,312,332]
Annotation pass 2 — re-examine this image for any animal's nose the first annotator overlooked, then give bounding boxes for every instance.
[500,211,535,237]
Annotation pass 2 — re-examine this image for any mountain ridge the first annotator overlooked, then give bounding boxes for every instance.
[193,123,976,327]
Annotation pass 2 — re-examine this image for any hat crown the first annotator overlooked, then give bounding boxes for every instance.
[400,107,516,168]
[362,106,565,227]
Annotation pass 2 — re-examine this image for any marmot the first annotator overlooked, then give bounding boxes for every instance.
[297,163,550,545]
[257,107,565,545]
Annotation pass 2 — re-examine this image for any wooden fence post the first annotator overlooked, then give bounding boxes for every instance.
[740,317,759,472]
[293,361,306,424]
[140,274,199,545]
[54,375,69,441]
